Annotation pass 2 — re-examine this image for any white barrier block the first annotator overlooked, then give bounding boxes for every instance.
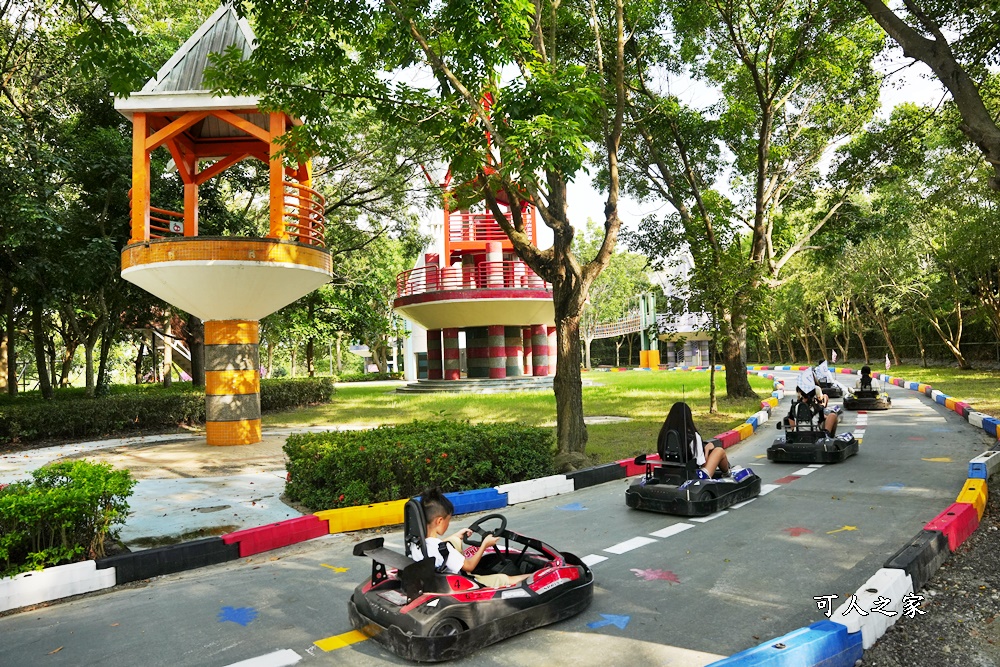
[0,561,116,613]
[755,410,769,427]
[931,389,943,402]
[969,412,986,429]
[969,450,1000,479]
[496,475,573,505]
[832,568,912,649]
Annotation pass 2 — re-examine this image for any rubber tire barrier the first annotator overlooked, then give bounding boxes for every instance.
[96,537,240,585]
[882,529,950,593]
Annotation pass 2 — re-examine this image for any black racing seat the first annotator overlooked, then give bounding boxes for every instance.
[854,388,878,399]
[404,497,429,561]
[656,428,699,481]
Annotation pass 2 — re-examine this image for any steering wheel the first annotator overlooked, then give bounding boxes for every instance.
[463,513,507,548]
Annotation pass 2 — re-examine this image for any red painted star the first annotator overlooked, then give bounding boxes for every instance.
[630,568,680,584]
[783,527,813,537]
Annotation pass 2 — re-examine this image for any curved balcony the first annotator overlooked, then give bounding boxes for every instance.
[393,260,554,331]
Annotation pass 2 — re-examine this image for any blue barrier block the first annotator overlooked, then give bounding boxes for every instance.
[907,381,920,390]
[445,489,508,515]
[777,365,790,371]
[969,451,1000,479]
[935,394,948,406]
[747,415,759,429]
[706,620,862,667]
[983,417,1000,438]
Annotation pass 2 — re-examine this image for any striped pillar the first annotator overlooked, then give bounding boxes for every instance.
[488,325,506,379]
[462,254,476,289]
[443,328,460,380]
[504,326,523,378]
[522,327,532,374]
[485,241,503,288]
[204,320,261,446]
[427,329,443,380]
[547,326,557,376]
[466,327,489,379]
[531,324,548,377]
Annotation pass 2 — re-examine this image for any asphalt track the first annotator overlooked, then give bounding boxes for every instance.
[2,372,994,667]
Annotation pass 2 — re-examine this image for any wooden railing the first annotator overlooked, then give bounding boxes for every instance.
[283,181,326,247]
[396,260,550,298]
[149,205,184,239]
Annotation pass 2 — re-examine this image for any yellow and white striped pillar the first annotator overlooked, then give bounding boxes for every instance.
[204,320,262,445]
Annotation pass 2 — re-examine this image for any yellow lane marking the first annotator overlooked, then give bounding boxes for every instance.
[321,564,349,573]
[922,457,952,463]
[754,454,767,459]
[314,630,369,652]
[826,525,857,535]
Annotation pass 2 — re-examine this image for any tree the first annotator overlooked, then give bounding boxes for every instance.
[574,219,652,369]
[622,0,884,398]
[856,0,1000,191]
[218,0,631,469]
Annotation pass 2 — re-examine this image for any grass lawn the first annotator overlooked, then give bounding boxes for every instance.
[874,364,1000,420]
[263,370,777,465]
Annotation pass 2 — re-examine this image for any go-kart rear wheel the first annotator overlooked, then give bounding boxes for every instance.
[430,617,467,637]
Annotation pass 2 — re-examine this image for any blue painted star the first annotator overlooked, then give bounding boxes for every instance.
[587,614,630,630]
[556,503,587,511]
[218,606,259,626]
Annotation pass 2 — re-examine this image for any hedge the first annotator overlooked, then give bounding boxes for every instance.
[284,420,555,510]
[0,377,335,444]
[0,460,136,577]
[336,372,404,382]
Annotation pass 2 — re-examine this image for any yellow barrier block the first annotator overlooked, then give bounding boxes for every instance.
[944,397,957,411]
[316,499,407,534]
[766,397,779,408]
[736,423,754,440]
[918,384,930,394]
[956,478,988,520]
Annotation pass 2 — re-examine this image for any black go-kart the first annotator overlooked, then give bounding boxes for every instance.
[816,378,843,398]
[625,428,761,517]
[348,498,594,662]
[844,386,891,411]
[768,403,859,463]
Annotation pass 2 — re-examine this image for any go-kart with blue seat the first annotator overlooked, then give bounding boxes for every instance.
[625,427,760,517]
[767,402,858,463]
[348,498,593,662]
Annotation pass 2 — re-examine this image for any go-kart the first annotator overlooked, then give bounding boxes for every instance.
[348,499,594,662]
[816,378,844,398]
[767,403,858,463]
[625,428,761,517]
[844,386,891,411]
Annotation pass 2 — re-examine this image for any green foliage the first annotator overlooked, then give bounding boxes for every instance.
[0,460,136,577]
[283,420,554,510]
[259,377,336,412]
[335,372,403,383]
[0,378,334,444]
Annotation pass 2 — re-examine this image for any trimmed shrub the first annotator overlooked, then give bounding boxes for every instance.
[260,377,335,411]
[336,372,403,382]
[284,420,554,510]
[0,378,335,444]
[0,460,136,577]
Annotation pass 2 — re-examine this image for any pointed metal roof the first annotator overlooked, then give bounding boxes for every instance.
[143,4,255,94]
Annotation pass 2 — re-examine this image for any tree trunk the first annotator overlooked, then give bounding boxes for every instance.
[708,330,718,414]
[135,341,145,384]
[290,344,297,378]
[584,336,593,369]
[266,339,274,378]
[96,327,115,395]
[59,342,78,387]
[336,332,343,373]
[552,306,588,472]
[614,338,622,367]
[150,331,159,382]
[32,304,53,399]
[161,321,173,388]
[910,320,927,368]
[876,313,900,366]
[4,284,15,395]
[46,334,57,390]
[306,337,315,377]
[722,305,755,398]
[186,315,205,387]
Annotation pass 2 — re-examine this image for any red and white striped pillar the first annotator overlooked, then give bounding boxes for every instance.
[427,329,443,380]
[547,326,557,375]
[531,324,548,376]
[466,327,489,378]
[504,326,523,378]
[522,326,532,375]
[485,241,503,288]
[443,327,460,380]
[488,325,506,379]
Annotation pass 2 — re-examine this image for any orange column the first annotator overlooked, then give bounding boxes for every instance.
[182,152,199,236]
[130,112,150,244]
[268,112,287,239]
[204,320,262,445]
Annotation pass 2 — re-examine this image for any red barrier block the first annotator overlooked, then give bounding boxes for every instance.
[894,379,903,386]
[715,430,740,448]
[618,453,659,477]
[223,515,330,557]
[954,402,972,419]
[841,367,854,374]
[924,502,980,552]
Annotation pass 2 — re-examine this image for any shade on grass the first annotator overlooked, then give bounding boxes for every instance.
[263,371,777,465]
